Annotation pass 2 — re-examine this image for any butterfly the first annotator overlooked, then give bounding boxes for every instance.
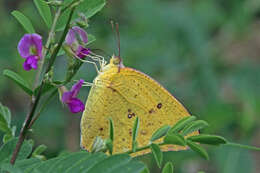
[80,54,196,156]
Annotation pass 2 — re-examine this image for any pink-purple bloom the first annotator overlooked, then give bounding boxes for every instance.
[18,33,43,71]
[62,79,85,113]
[65,26,90,58]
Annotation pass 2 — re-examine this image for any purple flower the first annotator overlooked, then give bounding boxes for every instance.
[65,26,90,58]
[62,79,85,113]
[18,33,43,71]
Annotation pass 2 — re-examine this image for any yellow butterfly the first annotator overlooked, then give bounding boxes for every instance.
[80,54,196,156]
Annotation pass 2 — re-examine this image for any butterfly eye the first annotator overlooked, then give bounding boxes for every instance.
[111,55,121,65]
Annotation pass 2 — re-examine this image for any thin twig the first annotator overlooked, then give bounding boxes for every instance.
[10,8,76,165]
[61,0,80,13]
[34,8,62,89]
[123,142,165,155]
[226,142,260,151]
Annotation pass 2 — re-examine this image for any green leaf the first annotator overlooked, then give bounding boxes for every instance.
[0,138,33,164]
[15,152,147,173]
[140,167,150,173]
[3,134,14,143]
[0,103,12,134]
[0,103,11,126]
[33,0,52,28]
[0,122,10,135]
[14,158,42,172]
[150,143,163,168]
[0,163,23,173]
[87,154,146,173]
[164,133,186,146]
[162,162,174,173]
[3,126,16,143]
[105,139,113,155]
[169,116,196,134]
[3,69,33,96]
[132,117,140,151]
[181,120,209,136]
[11,10,35,33]
[186,140,209,160]
[109,118,114,141]
[187,134,227,145]
[150,125,170,142]
[56,0,106,31]
[32,144,47,157]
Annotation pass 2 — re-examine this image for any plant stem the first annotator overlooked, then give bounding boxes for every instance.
[123,142,165,155]
[61,0,80,13]
[226,142,260,151]
[34,7,62,89]
[10,8,75,165]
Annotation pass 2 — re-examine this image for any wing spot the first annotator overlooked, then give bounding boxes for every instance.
[99,127,103,131]
[149,109,155,114]
[157,103,162,109]
[129,129,132,135]
[128,113,136,118]
[107,86,116,92]
[128,109,131,113]
[122,138,125,141]
[141,130,147,135]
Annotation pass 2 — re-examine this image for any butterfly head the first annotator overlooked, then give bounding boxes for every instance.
[109,55,124,69]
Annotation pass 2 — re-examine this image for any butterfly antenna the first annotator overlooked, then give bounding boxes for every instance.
[116,22,120,58]
[110,20,121,58]
[110,20,123,72]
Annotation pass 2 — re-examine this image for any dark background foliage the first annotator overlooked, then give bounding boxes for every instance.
[0,0,259,172]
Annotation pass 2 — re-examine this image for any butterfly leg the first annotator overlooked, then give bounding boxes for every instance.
[89,51,107,71]
[77,58,100,74]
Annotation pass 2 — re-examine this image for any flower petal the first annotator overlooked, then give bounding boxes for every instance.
[67,98,85,113]
[31,33,43,58]
[62,91,73,103]
[65,28,76,46]
[18,34,33,58]
[18,34,42,58]
[23,55,38,71]
[76,46,90,58]
[71,79,84,98]
[72,26,88,44]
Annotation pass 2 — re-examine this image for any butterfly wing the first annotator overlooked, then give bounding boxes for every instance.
[81,66,194,155]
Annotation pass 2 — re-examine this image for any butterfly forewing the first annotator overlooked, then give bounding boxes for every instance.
[81,64,195,155]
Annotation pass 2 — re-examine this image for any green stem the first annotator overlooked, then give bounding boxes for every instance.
[34,7,62,89]
[123,142,165,155]
[10,8,76,165]
[225,142,260,151]
[46,8,75,73]
[61,0,80,13]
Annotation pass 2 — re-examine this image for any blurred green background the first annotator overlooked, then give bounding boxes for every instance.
[0,0,260,172]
